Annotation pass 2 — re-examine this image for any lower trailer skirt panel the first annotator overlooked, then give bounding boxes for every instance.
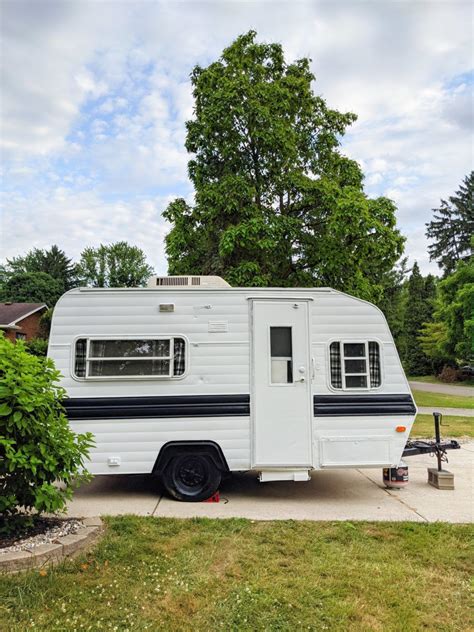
[70,415,252,474]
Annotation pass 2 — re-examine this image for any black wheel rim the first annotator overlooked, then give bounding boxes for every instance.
[175,456,209,494]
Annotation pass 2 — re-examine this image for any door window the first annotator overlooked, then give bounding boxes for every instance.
[270,326,293,383]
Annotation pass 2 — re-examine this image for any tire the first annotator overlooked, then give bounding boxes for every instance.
[161,453,221,502]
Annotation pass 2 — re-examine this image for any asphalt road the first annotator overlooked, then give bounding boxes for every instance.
[409,380,474,397]
[417,406,474,417]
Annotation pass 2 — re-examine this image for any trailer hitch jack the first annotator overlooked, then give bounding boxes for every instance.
[402,412,460,489]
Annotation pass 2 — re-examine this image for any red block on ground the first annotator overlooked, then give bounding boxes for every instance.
[203,491,220,503]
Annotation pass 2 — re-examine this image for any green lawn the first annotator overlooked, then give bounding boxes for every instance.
[409,375,474,387]
[411,414,473,438]
[411,389,474,410]
[1,517,472,631]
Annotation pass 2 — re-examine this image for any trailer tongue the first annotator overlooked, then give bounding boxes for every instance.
[383,411,461,490]
[402,411,461,467]
[402,438,460,458]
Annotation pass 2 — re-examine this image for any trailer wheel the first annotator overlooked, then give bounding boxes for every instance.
[161,453,221,502]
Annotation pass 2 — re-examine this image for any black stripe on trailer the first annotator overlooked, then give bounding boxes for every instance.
[64,394,251,420]
[64,393,416,420]
[314,394,416,416]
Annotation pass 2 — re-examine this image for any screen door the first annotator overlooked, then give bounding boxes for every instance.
[251,299,313,467]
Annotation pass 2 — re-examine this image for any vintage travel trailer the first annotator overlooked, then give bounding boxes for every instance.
[48,276,417,501]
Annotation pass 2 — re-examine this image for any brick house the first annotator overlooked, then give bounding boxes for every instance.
[0,303,48,342]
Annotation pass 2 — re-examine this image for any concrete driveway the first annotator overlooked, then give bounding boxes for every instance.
[67,442,473,524]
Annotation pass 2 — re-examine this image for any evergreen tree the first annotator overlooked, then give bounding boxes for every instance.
[5,245,79,291]
[402,262,437,375]
[426,172,474,275]
[164,31,405,301]
[420,248,474,366]
[377,257,408,353]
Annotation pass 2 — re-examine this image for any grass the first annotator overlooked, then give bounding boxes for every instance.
[411,414,473,438]
[411,389,474,410]
[409,375,474,387]
[0,517,472,631]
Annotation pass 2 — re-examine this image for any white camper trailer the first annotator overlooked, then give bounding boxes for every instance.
[48,276,417,501]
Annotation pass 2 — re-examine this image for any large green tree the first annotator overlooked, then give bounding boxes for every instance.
[426,172,474,275]
[77,241,154,288]
[0,272,63,306]
[164,31,405,301]
[4,245,79,292]
[401,262,437,375]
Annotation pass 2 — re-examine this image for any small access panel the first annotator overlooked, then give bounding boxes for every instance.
[251,299,313,469]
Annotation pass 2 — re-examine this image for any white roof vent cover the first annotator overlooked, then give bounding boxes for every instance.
[147,275,231,289]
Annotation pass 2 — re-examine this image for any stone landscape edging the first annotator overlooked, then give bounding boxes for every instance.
[0,517,103,574]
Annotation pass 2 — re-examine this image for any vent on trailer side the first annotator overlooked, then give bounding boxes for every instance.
[147,276,231,289]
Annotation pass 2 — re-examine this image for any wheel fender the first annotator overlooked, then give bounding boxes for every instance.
[153,441,229,475]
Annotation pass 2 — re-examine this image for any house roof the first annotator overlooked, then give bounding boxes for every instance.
[0,303,47,327]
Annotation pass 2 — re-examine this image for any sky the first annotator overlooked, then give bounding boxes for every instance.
[1,0,473,276]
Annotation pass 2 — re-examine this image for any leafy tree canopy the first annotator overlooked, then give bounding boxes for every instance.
[4,245,79,292]
[0,271,64,306]
[164,31,405,301]
[426,171,474,275]
[77,241,154,288]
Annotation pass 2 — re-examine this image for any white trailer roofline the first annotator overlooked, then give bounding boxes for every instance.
[73,287,333,294]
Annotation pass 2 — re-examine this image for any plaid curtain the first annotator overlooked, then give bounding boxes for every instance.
[369,341,381,387]
[75,338,87,377]
[330,342,342,388]
[173,338,186,376]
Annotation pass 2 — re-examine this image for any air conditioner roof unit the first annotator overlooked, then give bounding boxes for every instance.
[147,275,231,289]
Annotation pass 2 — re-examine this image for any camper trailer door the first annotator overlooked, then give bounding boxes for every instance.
[251,299,313,467]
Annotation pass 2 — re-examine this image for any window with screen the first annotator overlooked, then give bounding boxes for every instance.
[329,341,381,389]
[74,337,186,379]
[270,326,293,383]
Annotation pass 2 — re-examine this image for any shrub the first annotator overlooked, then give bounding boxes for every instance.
[0,335,94,534]
[437,365,461,383]
[39,307,53,337]
[25,337,49,357]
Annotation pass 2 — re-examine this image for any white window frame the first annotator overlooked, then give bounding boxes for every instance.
[327,339,382,392]
[71,335,188,381]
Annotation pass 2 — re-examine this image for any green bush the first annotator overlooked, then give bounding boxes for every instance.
[0,335,94,534]
[25,337,49,357]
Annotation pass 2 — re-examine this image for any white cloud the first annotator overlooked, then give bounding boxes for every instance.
[0,186,172,275]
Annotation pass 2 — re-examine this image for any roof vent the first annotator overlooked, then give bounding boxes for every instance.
[147,275,231,289]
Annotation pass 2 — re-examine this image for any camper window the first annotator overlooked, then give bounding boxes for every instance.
[73,337,186,379]
[329,341,381,389]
